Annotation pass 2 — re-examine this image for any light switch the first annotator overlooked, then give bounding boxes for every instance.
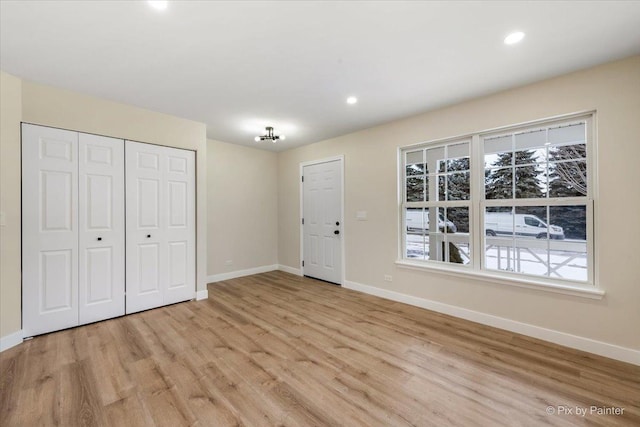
[356,210,367,220]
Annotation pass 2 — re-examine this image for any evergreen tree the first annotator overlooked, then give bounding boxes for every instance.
[485,152,513,199]
[513,151,544,199]
[446,158,470,201]
[405,163,426,202]
[485,151,544,199]
[406,176,425,202]
[442,158,469,231]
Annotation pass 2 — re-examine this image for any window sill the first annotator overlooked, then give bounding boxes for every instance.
[395,260,605,300]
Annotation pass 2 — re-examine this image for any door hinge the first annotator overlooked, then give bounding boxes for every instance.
[302,218,304,225]
[302,261,304,267]
[302,176,304,182]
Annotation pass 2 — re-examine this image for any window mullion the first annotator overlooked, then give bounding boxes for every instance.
[471,134,482,271]
[511,133,516,201]
[587,199,595,285]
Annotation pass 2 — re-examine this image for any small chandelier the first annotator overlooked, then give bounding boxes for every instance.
[255,127,285,143]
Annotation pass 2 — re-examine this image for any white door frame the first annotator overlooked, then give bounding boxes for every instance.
[299,155,345,285]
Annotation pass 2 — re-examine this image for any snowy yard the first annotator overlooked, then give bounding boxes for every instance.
[406,233,588,281]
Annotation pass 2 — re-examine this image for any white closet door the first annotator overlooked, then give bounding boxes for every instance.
[125,142,165,313]
[125,142,195,313]
[78,134,125,324]
[163,146,196,305]
[22,124,79,336]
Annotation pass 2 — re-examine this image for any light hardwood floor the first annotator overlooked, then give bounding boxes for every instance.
[1,271,639,426]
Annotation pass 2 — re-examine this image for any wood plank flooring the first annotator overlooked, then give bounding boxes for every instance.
[1,271,639,426]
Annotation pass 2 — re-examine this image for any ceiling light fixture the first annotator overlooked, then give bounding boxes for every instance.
[504,31,525,45]
[346,96,358,104]
[254,127,285,143]
[148,1,168,11]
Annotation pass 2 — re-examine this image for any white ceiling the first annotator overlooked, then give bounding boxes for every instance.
[2,1,640,152]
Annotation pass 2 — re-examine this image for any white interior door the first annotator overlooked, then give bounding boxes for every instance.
[302,159,343,284]
[22,124,79,336]
[78,133,125,324]
[125,141,195,314]
[126,142,164,313]
[163,146,196,305]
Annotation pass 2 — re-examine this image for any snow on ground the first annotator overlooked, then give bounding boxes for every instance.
[405,233,587,281]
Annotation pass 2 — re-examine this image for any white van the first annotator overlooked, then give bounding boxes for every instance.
[484,212,564,240]
[406,209,457,233]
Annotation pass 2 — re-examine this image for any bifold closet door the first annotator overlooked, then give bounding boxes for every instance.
[78,133,125,325]
[22,125,79,336]
[22,124,126,336]
[125,141,196,314]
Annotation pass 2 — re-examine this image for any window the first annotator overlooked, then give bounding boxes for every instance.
[400,114,594,288]
[403,140,472,265]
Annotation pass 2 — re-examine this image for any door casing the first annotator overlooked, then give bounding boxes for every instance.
[299,155,345,285]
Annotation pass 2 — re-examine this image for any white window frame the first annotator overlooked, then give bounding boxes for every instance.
[397,112,603,299]
[402,138,473,266]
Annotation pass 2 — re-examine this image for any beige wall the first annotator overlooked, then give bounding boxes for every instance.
[207,139,278,276]
[0,76,208,342]
[278,56,640,350]
[0,71,23,338]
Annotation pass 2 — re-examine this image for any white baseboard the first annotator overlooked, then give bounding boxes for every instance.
[196,289,208,300]
[0,329,24,352]
[206,264,302,285]
[278,264,302,276]
[343,280,640,366]
[207,264,279,283]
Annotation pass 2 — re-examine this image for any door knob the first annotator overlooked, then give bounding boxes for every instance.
[147,234,151,238]
[334,230,340,235]
[336,221,340,226]
[97,237,102,241]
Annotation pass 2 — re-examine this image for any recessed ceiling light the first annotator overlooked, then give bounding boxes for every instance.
[346,96,358,105]
[504,31,525,45]
[148,1,168,11]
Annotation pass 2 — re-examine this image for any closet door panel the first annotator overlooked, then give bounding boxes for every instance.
[138,243,160,293]
[78,134,125,325]
[125,142,165,313]
[125,142,195,312]
[164,147,196,305]
[138,178,160,228]
[22,124,79,337]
